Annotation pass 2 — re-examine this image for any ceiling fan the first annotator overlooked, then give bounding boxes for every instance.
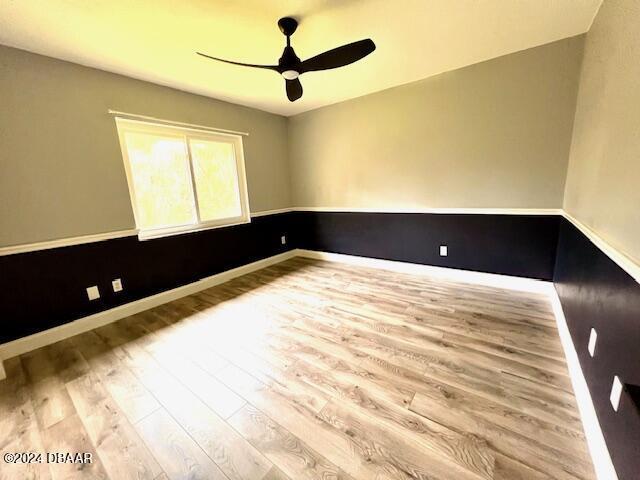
[197,17,376,102]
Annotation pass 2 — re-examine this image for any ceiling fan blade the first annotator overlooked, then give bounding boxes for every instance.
[299,39,375,73]
[196,52,279,71]
[286,78,303,102]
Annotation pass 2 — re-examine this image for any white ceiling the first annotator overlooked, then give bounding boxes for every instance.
[0,0,602,116]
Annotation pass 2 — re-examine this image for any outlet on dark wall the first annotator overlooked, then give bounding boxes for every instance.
[0,212,294,344]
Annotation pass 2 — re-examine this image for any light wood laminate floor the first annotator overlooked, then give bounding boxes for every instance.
[0,257,595,480]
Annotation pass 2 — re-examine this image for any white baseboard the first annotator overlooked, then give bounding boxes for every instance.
[295,249,554,294]
[549,289,618,480]
[292,206,562,215]
[0,250,297,379]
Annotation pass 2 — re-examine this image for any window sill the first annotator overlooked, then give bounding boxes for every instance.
[137,217,251,241]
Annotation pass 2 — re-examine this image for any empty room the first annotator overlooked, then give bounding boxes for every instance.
[1,1,638,479]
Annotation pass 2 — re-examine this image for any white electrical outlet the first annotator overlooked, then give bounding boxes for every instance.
[588,328,597,357]
[439,245,448,257]
[86,286,100,301]
[112,278,123,292]
[610,376,623,412]
[281,235,287,245]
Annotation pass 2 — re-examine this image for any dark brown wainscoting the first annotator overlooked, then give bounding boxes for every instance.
[554,218,640,480]
[293,211,560,280]
[0,212,294,344]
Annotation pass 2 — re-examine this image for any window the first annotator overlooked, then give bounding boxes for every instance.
[115,118,250,239]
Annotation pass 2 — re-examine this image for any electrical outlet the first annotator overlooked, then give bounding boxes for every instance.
[86,286,100,301]
[112,278,123,293]
[588,328,597,357]
[281,235,287,245]
[610,376,623,412]
[439,245,448,257]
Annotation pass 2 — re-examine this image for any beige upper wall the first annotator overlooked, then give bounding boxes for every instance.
[0,45,290,247]
[288,36,584,210]
[1,33,591,248]
[564,0,640,265]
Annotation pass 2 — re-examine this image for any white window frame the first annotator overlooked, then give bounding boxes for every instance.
[115,118,250,240]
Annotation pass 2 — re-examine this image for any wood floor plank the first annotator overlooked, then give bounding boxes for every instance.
[139,310,229,376]
[149,300,331,417]
[319,399,487,480]
[69,331,161,425]
[21,349,76,430]
[228,403,354,480]
[135,302,328,422]
[289,320,587,465]
[0,358,52,480]
[135,408,228,480]
[285,356,495,480]
[261,466,292,480]
[407,377,588,460]
[1,426,52,480]
[0,357,39,450]
[40,414,109,480]
[409,392,593,480]
[146,341,247,419]
[404,306,564,357]
[214,363,396,479]
[46,340,92,384]
[102,321,276,480]
[266,327,588,479]
[0,257,594,480]
[290,317,583,433]
[264,307,583,437]
[330,308,570,392]
[336,301,568,372]
[493,453,554,480]
[293,311,581,429]
[278,288,573,391]
[65,371,163,480]
[227,274,574,395]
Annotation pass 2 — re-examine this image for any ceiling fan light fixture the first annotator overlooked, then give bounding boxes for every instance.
[282,70,299,80]
[197,17,376,101]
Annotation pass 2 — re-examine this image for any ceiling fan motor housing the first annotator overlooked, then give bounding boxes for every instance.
[279,46,301,72]
[278,17,298,37]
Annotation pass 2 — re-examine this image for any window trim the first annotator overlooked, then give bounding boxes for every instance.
[115,117,251,241]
